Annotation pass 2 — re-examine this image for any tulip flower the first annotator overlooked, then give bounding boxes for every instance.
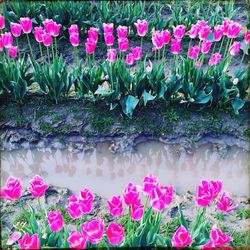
[134,19,148,37]
[104,32,115,46]
[143,174,158,195]
[85,38,96,55]
[47,210,64,232]
[0,14,5,29]
[130,198,144,221]
[244,30,250,44]
[10,23,22,37]
[117,25,128,38]
[227,22,242,38]
[170,38,181,54]
[43,19,61,37]
[152,30,164,49]
[2,32,13,48]
[79,188,94,214]
[34,27,45,43]
[188,45,201,59]
[189,24,200,39]
[229,41,241,56]
[131,46,142,60]
[171,226,192,248]
[69,32,79,47]
[199,25,211,40]
[20,17,33,34]
[66,195,83,219]
[68,24,79,35]
[149,187,165,211]
[202,225,233,248]
[196,180,223,207]
[201,40,212,54]
[107,195,123,217]
[68,230,87,249]
[208,53,222,66]
[107,48,117,62]
[106,222,124,246]
[173,25,186,40]
[217,192,238,213]
[162,29,171,44]
[42,33,53,47]
[223,18,233,35]
[160,185,173,205]
[88,27,99,43]
[118,37,129,52]
[196,20,208,28]
[123,182,140,205]
[126,52,135,65]
[213,25,224,42]
[103,23,114,34]
[195,61,201,69]
[18,233,40,249]
[81,219,104,244]
[0,176,22,201]
[28,175,48,198]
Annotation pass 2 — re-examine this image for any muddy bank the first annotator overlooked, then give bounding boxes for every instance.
[0,98,249,152]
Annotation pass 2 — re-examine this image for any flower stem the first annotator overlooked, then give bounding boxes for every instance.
[47,46,51,64]
[26,34,34,59]
[39,43,44,64]
[218,36,225,54]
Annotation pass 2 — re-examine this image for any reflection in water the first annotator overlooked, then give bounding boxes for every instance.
[1,142,249,197]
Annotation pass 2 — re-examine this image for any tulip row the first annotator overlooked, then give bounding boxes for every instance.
[1,174,240,249]
[0,15,249,117]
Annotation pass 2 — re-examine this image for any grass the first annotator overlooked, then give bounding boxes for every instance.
[40,122,53,134]
[236,208,250,220]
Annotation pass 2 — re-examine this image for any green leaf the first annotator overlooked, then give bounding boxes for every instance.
[120,95,139,119]
[143,90,156,106]
[178,205,189,230]
[231,98,245,115]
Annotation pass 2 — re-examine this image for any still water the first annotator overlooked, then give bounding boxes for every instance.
[1,142,249,197]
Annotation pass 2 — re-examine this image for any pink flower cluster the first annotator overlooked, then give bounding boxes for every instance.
[85,27,98,54]
[68,24,79,47]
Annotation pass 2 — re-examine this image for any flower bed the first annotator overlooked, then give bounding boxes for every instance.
[1,174,247,249]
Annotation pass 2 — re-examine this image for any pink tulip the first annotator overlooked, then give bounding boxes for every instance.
[227,22,242,38]
[8,46,18,58]
[199,25,211,40]
[0,14,5,29]
[188,45,201,59]
[171,226,192,248]
[130,198,144,221]
[152,30,164,49]
[20,17,33,34]
[68,230,87,249]
[160,185,173,205]
[68,24,79,35]
[53,23,61,37]
[196,180,223,207]
[69,33,79,47]
[229,41,241,56]
[201,40,212,54]
[107,48,117,62]
[196,20,208,28]
[66,195,83,219]
[103,23,114,34]
[223,18,233,35]
[7,232,22,246]
[189,24,200,39]
[0,176,22,201]
[173,25,186,40]
[217,192,238,213]
[162,29,171,44]
[118,37,129,52]
[143,174,158,195]
[202,225,232,248]
[106,222,124,246]
[47,210,64,232]
[117,25,128,38]
[85,38,96,55]
[131,46,142,60]
[104,32,115,46]
[107,195,123,217]
[28,175,48,198]
[43,19,61,37]
[34,27,45,43]
[10,23,22,37]
[195,61,201,69]
[81,219,104,244]
[134,19,148,37]
[2,32,13,48]
[123,182,140,206]
[208,53,222,66]
[170,38,181,54]
[126,53,135,65]
[149,187,165,211]
[244,30,250,44]
[42,33,53,47]
[18,233,40,249]
[79,188,94,214]
[146,65,152,73]
[213,25,224,42]
[88,27,99,43]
